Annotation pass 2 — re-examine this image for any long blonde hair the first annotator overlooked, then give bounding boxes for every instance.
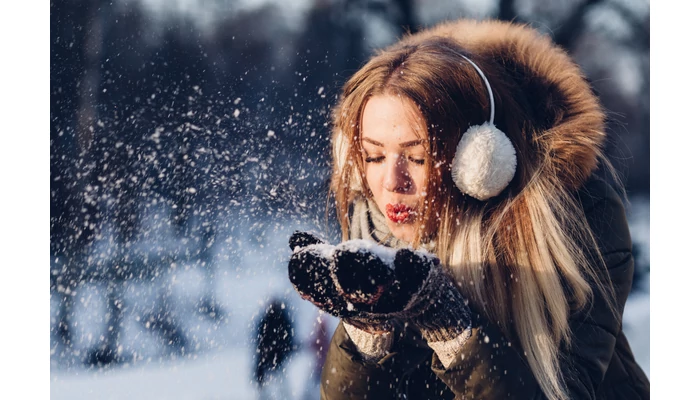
[329,20,620,400]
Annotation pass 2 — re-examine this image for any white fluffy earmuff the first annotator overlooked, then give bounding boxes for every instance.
[450,53,517,201]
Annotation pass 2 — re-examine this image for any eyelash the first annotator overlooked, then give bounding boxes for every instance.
[364,156,384,163]
[364,156,425,165]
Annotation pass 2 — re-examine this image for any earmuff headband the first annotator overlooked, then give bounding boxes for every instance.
[456,54,496,125]
[447,50,518,201]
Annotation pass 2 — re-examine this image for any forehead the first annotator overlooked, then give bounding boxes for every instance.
[360,94,427,143]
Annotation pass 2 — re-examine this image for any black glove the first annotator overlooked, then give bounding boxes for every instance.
[288,231,472,341]
[332,241,472,342]
[287,231,351,318]
[330,244,433,314]
[288,231,398,332]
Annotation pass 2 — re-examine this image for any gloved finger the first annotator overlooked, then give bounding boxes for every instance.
[367,248,436,313]
[288,247,350,318]
[392,248,436,293]
[332,247,394,306]
[289,230,326,251]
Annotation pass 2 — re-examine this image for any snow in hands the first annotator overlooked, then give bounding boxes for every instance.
[286,230,440,318]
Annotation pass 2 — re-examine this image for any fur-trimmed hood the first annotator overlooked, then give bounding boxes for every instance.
[392,19,606,192]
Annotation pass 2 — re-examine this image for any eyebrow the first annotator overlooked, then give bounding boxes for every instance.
[362,138,427,148]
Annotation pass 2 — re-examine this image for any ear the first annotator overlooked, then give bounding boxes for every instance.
[450,122,517,201]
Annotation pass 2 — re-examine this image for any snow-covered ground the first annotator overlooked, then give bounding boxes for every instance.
[50,200,650,399]
[50,344,321,400]
[50,262,334,400]
[50,291,651,400]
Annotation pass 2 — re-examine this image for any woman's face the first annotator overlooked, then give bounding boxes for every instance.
[360,94,429,243]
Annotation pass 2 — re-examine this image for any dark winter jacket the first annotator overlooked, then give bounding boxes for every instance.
[319,175,650,399]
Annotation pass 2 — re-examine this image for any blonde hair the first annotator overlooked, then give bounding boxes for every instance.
[329,23,619,400]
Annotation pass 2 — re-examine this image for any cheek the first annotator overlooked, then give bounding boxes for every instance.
[364,164,383,195]
[411,167,429,194]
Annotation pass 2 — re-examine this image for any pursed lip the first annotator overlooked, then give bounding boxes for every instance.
[385,203,417,223]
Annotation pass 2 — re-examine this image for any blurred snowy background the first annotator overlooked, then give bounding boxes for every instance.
[50,0,650,399]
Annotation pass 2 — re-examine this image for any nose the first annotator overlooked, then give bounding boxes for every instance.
[382,154,413,193]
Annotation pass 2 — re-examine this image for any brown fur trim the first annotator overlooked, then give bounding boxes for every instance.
[393,19,606,191]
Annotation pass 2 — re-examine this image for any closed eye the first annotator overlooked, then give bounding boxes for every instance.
[365,156,425,165]
[364,156,385,163]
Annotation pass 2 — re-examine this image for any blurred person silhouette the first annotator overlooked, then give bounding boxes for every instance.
[253,297,296,400]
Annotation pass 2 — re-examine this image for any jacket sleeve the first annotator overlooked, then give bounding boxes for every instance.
[320,321,432,400]
[561,177,635,399]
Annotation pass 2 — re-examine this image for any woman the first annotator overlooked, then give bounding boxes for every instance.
[287,18,650,399]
